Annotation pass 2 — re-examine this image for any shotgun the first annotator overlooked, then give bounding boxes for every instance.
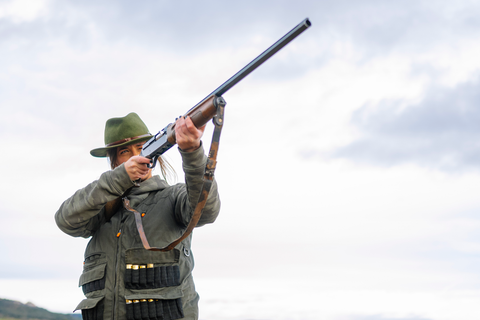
[105,18,312,247]
[141,18,311,166]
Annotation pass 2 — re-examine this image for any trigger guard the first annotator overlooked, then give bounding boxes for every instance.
[147,155,159,169]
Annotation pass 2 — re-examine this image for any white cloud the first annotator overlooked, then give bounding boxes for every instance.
[0,0,50,23]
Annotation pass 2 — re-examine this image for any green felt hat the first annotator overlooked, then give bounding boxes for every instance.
[90,112,152,157]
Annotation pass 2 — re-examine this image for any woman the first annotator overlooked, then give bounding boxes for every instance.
[55,112,220,320]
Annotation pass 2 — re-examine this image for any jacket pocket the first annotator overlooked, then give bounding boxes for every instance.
[125,289,184,320]
[83,252,107,269]
[125,248,180,264]
[79,263,106,295]
[75,296,104,320]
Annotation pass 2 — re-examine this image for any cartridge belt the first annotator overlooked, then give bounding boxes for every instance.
[126,298,183,320]
[124,264,180,289]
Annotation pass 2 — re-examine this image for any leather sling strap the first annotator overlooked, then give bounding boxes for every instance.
[123,100,226,252]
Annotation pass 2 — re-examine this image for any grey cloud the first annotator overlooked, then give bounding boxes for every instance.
[4,0,480,57]
[11,0,311,52]
[330,78,480,171]
[71,0,480,54]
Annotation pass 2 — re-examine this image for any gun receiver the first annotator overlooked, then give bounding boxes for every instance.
[141,18,311,166]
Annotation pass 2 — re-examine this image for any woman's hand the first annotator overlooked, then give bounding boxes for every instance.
[175,116,206,152]
[124,155,152,181]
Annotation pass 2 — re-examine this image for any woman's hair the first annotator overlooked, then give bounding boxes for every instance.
[107,147,176,182]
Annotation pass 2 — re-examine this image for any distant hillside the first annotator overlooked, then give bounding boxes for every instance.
[0,299,79,320]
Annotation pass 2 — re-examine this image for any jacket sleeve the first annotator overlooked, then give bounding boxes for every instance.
[54,164,135,238]
[174,143,221,227]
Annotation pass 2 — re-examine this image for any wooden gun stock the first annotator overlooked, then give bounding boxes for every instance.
[165,95,218,145]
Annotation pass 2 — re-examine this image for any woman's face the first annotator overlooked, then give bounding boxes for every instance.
[116,142,144,164]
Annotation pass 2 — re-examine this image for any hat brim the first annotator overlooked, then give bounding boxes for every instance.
[90,135,153,158]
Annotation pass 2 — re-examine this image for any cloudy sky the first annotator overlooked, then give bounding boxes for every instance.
[1,0,480,319]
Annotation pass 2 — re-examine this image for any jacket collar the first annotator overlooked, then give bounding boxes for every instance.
[128,175,169,207]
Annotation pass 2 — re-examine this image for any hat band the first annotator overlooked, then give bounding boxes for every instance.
[106,134,151,147]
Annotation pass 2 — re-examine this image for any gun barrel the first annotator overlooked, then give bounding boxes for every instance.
[183,18,311,117]
[212,18,311,97]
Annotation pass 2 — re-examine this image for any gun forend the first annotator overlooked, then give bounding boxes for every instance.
[167,95,224,144]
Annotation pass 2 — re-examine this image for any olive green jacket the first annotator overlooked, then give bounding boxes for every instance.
[55,145,220,320]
